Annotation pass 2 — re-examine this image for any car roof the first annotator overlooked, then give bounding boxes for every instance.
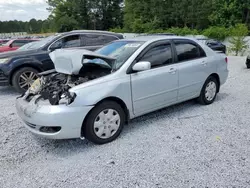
[120,35,196,43]
[59,30,123,38]
[11,39,38,41]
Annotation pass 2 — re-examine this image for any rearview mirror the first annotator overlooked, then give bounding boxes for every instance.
[132,61,151,72]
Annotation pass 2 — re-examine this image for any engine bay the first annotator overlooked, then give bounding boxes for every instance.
[26,63,111,105]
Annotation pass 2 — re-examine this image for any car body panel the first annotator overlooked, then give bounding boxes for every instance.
[177,56,216,101]
[16,96,93,139]
[49,48,115,75]
[131,65,178,115]
[16,36,229,139]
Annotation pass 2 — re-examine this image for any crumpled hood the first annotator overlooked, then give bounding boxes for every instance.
[49,49,116,75]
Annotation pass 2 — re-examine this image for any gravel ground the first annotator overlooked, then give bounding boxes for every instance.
[0,56,250,188]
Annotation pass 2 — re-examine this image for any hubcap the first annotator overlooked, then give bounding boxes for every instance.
[205,81,217,101]
[94,109,121,139]
[19,71,38,90]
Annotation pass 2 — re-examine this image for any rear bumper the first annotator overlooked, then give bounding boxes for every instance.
[0,70,9,86]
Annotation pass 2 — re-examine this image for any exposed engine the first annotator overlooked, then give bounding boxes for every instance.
[28,63,111,105]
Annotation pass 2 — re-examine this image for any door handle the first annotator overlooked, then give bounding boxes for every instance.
[168,68,177,74]
[201,61,207,66]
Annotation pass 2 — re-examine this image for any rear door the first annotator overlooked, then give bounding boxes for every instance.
[130,41,179,115]
[173,39,212,101]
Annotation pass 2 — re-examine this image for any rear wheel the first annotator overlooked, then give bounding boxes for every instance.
[83,101,125,144]
[12,67,39,93]
[198,76,218,105]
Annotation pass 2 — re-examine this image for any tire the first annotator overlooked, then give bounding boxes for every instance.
[198,76,218,105]
[83,101,125,144]
[247,64,250,69]
[12,67,39,93]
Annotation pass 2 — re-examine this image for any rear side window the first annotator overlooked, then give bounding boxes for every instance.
[174,41,205,62]
[81,34,118,46]
[139,43,173,69]
[101,35,119,43]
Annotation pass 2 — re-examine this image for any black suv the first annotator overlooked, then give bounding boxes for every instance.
[0,30,123,92]
[197,38,226,54]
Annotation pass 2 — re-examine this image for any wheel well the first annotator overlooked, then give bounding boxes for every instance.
[9,65,42,85]
[209,73,220,92]
[81,97,130,137]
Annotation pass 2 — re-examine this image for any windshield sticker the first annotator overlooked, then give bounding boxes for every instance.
[124,43,141,48]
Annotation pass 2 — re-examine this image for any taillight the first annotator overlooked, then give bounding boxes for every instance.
[225,57,228,63]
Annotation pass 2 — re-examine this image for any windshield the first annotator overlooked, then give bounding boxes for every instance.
[95,41,144,70]
[26,35,58,50]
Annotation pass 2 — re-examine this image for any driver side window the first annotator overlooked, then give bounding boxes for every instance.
[50,39,63,50]
[139,43,173,69]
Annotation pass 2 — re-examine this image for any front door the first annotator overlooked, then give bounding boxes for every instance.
[130,42,179,115]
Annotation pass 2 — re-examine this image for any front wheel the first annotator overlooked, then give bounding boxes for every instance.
[198,76,218,105]
[12,67,39,93]
[83,101,125,144]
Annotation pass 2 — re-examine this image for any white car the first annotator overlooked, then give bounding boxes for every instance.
[16,36,229,144]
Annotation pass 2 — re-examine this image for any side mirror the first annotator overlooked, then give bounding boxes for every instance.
[9,43,13,48]
[132,61,151,72]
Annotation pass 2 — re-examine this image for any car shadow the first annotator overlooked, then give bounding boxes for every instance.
[215,92,230,102]
[0,86,19,96]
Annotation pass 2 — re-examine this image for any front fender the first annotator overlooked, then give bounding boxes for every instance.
[69,76,133,116]
[7,58,43,83]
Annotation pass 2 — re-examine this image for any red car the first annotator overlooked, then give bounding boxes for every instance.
[0,39,38,53]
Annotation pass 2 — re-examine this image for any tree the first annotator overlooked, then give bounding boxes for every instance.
[228,24,249,56]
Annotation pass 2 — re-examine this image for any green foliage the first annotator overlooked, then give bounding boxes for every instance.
[228,24,249,56]
[109,27,126,33]
[202,26,231,41]
[0,19,54,34]
[50,0,123,32]
[209,0,242,27]
[56,16,79,32]
[166,27,199,36]
[1,0,250,36]
[230,23,249,36]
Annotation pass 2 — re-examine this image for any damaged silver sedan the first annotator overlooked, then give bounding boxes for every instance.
[16,36,228,144]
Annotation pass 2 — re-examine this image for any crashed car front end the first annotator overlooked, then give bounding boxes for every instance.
[16,49,115,139]
[16,94,93,139]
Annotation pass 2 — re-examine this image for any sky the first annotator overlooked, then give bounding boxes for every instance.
[0,0,50,21]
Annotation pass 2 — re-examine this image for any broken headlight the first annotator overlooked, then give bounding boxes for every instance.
[58,92,76,105]
[29,78,41,94]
